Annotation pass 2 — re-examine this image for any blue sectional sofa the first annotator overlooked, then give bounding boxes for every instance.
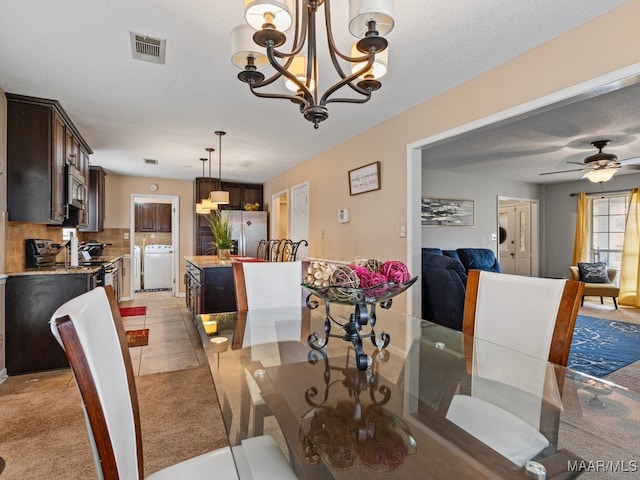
[421,248,501,331]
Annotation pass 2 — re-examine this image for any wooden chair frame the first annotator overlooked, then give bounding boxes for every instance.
[53,286,144,480]
[463,269,584,367]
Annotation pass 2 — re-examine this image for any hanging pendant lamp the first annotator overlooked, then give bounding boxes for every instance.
[195,157,212,214]
[200,147,220,210]
[209,131,229,204]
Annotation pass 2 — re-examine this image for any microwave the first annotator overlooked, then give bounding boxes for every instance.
[67,165,87,209]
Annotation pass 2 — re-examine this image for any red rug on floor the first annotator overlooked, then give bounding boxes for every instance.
[125,329,149,347]
[119,306,146,317]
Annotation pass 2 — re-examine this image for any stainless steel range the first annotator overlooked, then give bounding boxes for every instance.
[24,238,64,268]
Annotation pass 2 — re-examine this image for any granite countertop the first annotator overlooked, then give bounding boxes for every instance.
[185,255,262,269]
[7,254,126,277]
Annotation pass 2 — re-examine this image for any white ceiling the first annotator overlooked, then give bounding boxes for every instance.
[423,78,640,184]
[0,0,630,184]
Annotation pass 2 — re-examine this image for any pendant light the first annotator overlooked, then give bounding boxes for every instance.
[209,131,229,204]
[195,157,212,214]
[200,147,219,210]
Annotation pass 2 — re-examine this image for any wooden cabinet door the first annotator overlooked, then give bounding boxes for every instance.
[156,203,172,232]
[51,113,67,223]
[243,184,263,210]
[135,203,156,231]
[221,182,243,210]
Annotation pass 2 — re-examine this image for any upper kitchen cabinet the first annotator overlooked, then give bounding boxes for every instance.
[135,202,172,232]
[81,166,106,232]
[195,178,263,211]
[6,93,92,225]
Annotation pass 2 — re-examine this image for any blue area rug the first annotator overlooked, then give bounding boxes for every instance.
[568,315,640,378]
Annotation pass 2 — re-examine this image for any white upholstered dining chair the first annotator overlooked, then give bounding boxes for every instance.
[50,286,296,480]
[445,270,584,467]
[232,261,308,437]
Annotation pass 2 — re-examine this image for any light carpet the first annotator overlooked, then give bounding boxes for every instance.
[0,366,227,479]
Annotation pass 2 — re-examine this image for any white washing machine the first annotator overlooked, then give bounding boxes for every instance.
[133,246,141,292]
[143,244,173,290]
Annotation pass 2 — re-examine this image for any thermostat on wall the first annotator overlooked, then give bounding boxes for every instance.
[338,208,350,223]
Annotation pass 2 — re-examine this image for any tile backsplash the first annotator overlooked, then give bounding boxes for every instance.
[4,222,131,272]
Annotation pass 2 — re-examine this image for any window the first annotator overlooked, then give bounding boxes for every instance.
[591,194,629,270]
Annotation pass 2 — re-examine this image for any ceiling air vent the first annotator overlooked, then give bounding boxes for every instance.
[130,32,166,64]
[144,158,159,165]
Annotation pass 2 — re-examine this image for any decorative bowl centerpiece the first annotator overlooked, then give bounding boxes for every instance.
[302,258,417,370]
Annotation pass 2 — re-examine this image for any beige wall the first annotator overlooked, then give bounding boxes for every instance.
[105,174,194,295]
[264,0,640,311]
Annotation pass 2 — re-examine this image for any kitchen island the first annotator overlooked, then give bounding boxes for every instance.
[184,256,263,318]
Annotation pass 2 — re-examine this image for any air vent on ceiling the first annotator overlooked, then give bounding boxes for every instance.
[130,32,166,64]
[144,158,159,165]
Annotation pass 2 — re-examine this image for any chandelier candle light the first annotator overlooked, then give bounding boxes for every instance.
[232,0,395,129]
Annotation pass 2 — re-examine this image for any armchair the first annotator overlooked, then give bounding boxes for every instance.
[569,265,619,309]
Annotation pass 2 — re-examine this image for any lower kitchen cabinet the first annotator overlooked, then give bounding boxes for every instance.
[185,261,236,318]
[5,272,98,375]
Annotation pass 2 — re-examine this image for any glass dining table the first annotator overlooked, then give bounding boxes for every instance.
[195,302,640,479]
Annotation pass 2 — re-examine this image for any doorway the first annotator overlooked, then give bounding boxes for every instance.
[290,182,310,259]
[406,65,640,316]
[129,194,180,297]
[271,189,289,240]
[497,197,539,276]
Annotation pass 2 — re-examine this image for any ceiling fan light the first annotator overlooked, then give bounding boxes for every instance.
[231,24,268,69]
[584,167,617,183]
[349,0,395,37]
[245,0,293,32]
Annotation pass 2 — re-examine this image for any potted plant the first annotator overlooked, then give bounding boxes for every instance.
[207,210,233,261]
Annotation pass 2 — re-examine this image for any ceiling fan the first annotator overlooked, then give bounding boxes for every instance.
[540,139,640,183]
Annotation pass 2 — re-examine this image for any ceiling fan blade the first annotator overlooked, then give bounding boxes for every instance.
[620,155,640,166]
[621,164,640,171]
[539,167,588,176]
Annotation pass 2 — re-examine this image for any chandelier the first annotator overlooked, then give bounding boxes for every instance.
[231,0,395,129]
[195,132,230,214]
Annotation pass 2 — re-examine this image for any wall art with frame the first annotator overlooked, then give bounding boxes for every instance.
[348,161,380,195]
[421,197,475,226]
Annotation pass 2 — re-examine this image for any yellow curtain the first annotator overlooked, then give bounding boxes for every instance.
[571,192,591,265]
[619,188,640,307]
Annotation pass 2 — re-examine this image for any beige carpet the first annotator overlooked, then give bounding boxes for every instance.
[0,366,228,479]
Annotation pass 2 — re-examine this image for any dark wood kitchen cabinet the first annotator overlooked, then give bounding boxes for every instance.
[6,94,92,225]
[81,166,106,232]
[5,272,99,375]
[135,203,172,232]
[193,178,263,254]
[184,260,236,318]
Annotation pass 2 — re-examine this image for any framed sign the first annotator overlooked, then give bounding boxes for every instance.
[348,161,381,195]
[421,197,475,226]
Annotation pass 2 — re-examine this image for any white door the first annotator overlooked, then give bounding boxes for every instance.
[498,201,533,276]
[499,208,516,274]
[290,182,309,259]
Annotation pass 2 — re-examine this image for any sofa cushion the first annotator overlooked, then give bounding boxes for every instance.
[443,250,462,263]
[422,252,467,331]
[456,248,502,273]
[577,262,610,283]
[423,247,443,256]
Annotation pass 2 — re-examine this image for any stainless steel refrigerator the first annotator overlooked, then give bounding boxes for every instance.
[222,211,268,257]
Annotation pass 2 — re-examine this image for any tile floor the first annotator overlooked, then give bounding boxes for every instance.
[119,290,207,376]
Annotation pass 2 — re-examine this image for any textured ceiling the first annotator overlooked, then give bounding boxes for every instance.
[423,79,640,184]
[0,0,629,183]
